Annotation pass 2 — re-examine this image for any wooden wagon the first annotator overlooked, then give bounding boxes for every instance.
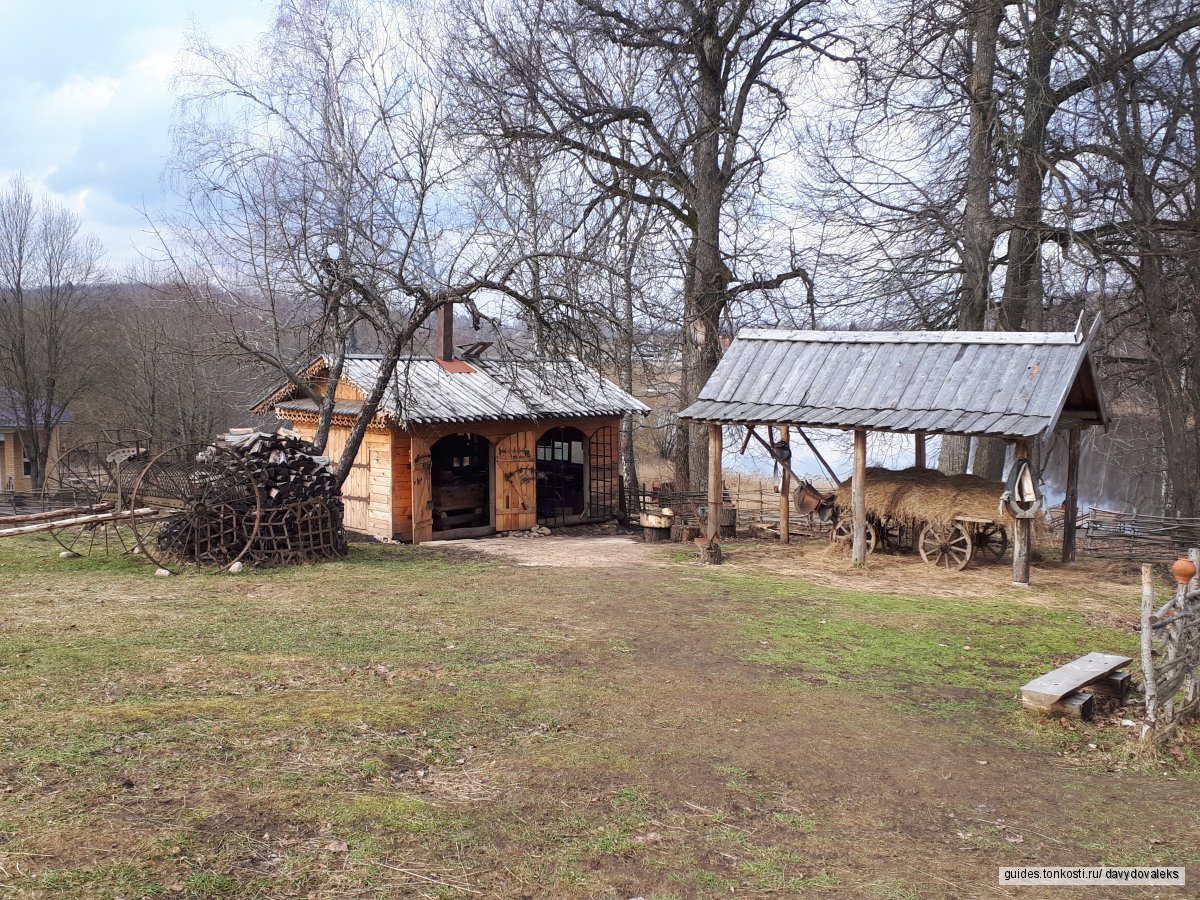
[796,467,1014,570]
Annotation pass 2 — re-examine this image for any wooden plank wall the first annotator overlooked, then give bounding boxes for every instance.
[283,410,625,544]
[0,429,60,493]
[290,421,392,540]
[367,434,392,538]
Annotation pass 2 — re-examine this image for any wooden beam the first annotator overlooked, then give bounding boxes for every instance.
[794,427,842,488]
[1012,440,1032,586]
[779,426,790,545]
[851,429,867,564]
[1061,426,1080,562]
[914,432,926,469]
[707,423,723,544]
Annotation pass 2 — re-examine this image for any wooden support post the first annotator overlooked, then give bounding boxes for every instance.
[1012,440,1032,587]
[1061,427,1080,562]
[779,426,790,544]
[702,423,724,565]
[851,429,867,564]
[914,432,926,469]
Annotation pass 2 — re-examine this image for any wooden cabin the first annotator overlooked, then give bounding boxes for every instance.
[254,340,647,543]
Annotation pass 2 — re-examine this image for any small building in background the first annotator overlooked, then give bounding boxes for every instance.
[0,388,67,494]
[254,350,647,543]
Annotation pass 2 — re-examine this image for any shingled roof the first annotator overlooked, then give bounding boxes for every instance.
[262,354,648,426]
[679,318,1106,447]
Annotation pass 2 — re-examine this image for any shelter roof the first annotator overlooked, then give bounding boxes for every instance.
[261,354,649,426]
[679,318,1106,446]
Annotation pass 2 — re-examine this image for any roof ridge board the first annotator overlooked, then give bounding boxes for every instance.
[737,328,1084,345]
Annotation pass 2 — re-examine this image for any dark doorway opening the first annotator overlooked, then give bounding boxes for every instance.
[430,433,492,535]
[536,427,587,525]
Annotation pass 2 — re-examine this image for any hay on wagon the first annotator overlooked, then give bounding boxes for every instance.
[833,467,1011,530]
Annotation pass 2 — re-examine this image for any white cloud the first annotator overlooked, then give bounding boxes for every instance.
[0,1,272,268]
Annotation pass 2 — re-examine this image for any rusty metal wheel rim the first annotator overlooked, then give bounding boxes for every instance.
[130,443,262,574]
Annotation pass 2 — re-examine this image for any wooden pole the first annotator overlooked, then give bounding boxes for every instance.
[1012,440,1032,587]
[779,426,790,544]
[1061,427,1080,562]
[1186,548,1200,717]
[1140,563,1158,743]
[914,432,926,469]
[851,429,867,564]
[707,423,723,544]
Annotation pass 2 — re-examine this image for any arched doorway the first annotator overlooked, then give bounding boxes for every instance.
[536,427,588,525]
[430,433,493,535]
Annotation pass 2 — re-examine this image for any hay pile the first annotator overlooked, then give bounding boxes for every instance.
[834,467,1009,529]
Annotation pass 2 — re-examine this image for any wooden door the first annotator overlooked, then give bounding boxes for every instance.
[411,436,434,543]
[494,430,537,532]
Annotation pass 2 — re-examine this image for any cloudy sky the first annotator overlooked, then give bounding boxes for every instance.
[0,0,272,268]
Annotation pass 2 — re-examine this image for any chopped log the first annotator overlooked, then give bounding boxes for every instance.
[643,526,671,543]
[698,539,723,565]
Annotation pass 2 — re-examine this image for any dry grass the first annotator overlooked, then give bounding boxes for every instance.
[0,532,1197,898]
[834,466,1014,528]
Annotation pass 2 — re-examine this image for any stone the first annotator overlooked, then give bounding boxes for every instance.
[154,568,173,577]
[58,550,82,559]
[227,561,245,574]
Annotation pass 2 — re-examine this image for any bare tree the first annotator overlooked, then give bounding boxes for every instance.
[453,0,845,489]
[166,0,531,482]
[0,176,104,488]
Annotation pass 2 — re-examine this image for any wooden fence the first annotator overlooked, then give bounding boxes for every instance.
[1082,509,1200,561]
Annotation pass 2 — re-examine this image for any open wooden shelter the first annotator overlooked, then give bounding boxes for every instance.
[255,313,647,543]
[680,317,1108,585]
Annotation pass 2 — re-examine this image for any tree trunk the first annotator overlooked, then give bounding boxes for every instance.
[997,0,1063,331]
[682,13,730,493]
[938,435,971,475]
[959,0,1004,329]
[312,342,346,454]
[972,435,1008,480]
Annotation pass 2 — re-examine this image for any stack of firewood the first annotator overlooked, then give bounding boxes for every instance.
[212,428,347,565]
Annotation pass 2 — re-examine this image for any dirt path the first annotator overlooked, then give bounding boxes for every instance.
[438,533,661,568]
[437,534,1194,896]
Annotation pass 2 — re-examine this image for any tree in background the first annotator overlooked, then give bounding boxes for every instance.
[806,0,1200,490]
[165,0,533,484]
[0,176,104,488]
[453,0,841,489]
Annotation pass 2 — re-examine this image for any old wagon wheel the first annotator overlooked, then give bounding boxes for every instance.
[129,444,262,574]
[918,523,973,570]
[832,517,878,554]
[973,522,1008,563]
[39,443,146,558]
[874,517,904,552]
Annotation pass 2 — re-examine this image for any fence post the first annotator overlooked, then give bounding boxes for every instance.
[1184,549,1200,720]
[1140,563,1159,743]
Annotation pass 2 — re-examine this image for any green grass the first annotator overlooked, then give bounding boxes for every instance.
[724,572,1129,702]
[2,533,1197,897]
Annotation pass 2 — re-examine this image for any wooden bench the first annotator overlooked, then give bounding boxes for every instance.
[1020,652,1133,720]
